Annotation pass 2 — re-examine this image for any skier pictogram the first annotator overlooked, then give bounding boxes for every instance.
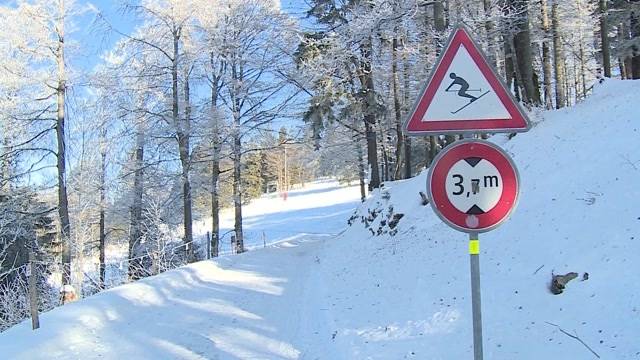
[445,72,490,114]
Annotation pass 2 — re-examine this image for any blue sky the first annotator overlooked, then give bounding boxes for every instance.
[74,0,311,71]
[73,1,134,71]
[5,0,312,186]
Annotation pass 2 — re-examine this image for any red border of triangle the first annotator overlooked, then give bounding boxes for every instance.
[405,27,530,134]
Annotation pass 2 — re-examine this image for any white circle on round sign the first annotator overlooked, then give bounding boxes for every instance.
[445,158,503,215]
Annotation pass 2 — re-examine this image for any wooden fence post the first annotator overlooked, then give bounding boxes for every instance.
[27,251,40,330]
[206,232,211,260]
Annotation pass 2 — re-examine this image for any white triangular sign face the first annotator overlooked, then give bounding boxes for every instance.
[404,26,530,135]
[423,46,511,122]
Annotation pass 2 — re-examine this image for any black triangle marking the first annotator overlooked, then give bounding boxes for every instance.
[466,205,485,215]
[464,157,482,167]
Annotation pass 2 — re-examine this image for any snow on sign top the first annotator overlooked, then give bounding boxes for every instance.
[404,25,530,135]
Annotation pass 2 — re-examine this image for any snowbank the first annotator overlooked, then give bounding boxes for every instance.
[331,79,640,359]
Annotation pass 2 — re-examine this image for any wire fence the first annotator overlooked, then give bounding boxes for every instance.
[0,237,197,333]
[0,262,59,332]
[0,227,340,333]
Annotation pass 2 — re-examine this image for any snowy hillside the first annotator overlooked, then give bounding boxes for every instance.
[1,80,639,359]
[309,79,640,359]
[195,179,363,254]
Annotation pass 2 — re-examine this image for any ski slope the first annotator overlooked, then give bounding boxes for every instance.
[1,80,639,359]
[194,179,362,254]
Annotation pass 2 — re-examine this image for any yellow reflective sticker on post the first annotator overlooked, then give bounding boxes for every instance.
[469,240,480,255]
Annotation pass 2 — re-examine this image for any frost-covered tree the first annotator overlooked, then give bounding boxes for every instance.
[0,0,89,300]
[117,0,201,262]
[606,1,640,79]
[213,0,299,253]
[191,1,227,258]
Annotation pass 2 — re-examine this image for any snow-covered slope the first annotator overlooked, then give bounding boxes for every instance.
[1,80,639,359]
[195,179,362,254]
[320,79,640,359]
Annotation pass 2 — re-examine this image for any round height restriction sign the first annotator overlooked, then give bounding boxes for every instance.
[427,139,520,233]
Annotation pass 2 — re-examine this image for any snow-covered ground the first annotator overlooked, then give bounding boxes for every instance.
[194,179,362,254]
[1,79,639,359]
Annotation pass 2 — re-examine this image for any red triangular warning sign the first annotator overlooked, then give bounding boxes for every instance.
[404,26,530,135]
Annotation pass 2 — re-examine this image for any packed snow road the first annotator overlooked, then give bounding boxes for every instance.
[0,181,362,359]
[1,237,337,359]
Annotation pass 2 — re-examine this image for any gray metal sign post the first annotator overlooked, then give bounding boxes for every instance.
[469,232,483,360]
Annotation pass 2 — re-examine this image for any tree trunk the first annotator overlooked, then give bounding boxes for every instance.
[0,135,9,191]
[483,0,497,67]
[619,58,627,79]
[428,136,438,167]
[284,145,289,191]
[504,59,516,98]
[98,131,106,288]
[402,42,412,179]
[364,120,379,191]
[552,2,566,109]
[170,26,194,262]
[56,0,72,302]
[232,126,244,253]
[632,12,640,79]
[622,14,633,78]
[505,33,521,102]
[625,57,633,79]
[391,37,404,180]
[403,137,412,178]
[360,38,381,191]
[355,132,366,202]
[511,0,540,105]
[444,0,450,27]
[572,54,579,103]
[564,57,571,106]
[179,68,194,262]
[502,12,517,97]
[618,23,627,79]
[129,113,144,280]
[540,0,553,109]
[426,0,451,166]
[434,1,446,32]
[210,55,221,258]
[579,41,587,98]
[444,135,457,148]
[633,57,640,79]
[599,0,611,78]
[231,60,245,253]
[210,149,220,257]
[378,123,390,182]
